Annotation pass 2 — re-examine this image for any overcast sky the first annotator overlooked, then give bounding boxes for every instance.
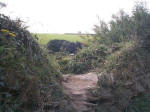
[1,0,150,33]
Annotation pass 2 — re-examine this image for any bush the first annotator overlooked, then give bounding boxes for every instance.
[69,44,109,74]
[47,39,82,54]
[96,42,150,112]
[57,56,71,74]
[54,43,109,74]
[0,14,74,112]
[94,3,150,111]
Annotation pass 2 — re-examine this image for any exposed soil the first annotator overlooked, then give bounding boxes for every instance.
[62,72,98,112]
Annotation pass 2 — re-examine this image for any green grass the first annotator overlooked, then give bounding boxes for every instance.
[35,33,92,45]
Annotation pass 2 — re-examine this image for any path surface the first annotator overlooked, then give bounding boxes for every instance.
[62,72,98,112]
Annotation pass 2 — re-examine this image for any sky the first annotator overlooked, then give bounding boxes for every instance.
[0,0,150,33]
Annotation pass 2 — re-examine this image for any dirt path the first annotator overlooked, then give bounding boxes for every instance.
[62,72,98,112]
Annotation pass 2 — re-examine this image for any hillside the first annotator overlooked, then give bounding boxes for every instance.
[35,33,92,45]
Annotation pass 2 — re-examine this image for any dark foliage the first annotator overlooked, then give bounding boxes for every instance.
[47,39,82,54]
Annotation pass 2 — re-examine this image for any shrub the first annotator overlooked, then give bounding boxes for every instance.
[57,56,71,74]
[0,14,74,112]
[69,44,109,74]
[47,39,82,54]
[96,42,150,112]
[94,3,150,111]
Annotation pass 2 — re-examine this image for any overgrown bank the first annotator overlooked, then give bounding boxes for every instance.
[0,14,74,112]
[97,43,150,112]
[94,2,150,112]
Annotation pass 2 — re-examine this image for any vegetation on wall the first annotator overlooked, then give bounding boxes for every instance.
[0,14,74,112]
[93,2,150,112]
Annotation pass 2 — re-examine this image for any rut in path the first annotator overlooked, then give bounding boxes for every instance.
[62,72,98,112]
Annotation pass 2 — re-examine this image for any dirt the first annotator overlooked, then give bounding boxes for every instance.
[62,72,98,112]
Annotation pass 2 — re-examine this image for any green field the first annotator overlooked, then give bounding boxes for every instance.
[35,33,92,45]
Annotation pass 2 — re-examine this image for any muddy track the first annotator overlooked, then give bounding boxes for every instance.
[62,72,98,112]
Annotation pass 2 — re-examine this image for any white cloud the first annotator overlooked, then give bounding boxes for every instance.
[1,0,149,33]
